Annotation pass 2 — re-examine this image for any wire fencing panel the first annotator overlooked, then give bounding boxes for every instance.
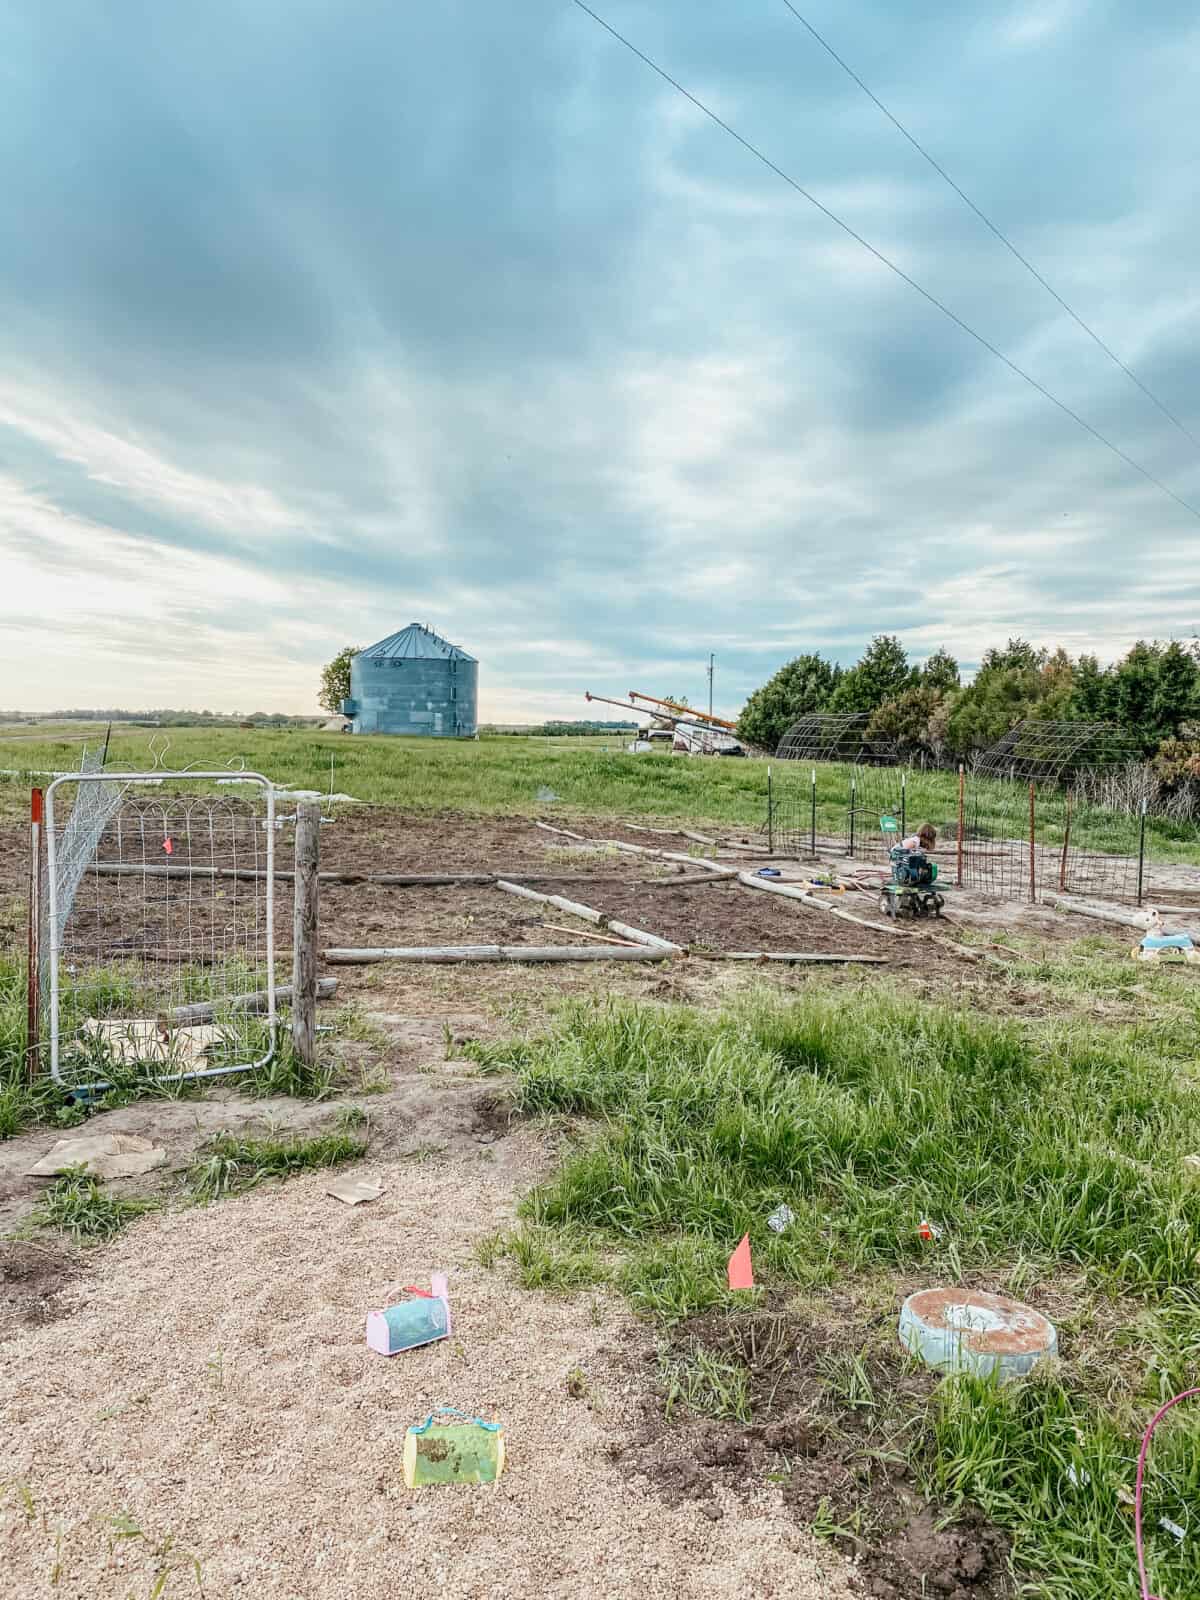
[44,773,277,1091]
[961,776,1143,904]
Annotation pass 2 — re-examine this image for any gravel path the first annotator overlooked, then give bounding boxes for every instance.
[1,1133,848,1599]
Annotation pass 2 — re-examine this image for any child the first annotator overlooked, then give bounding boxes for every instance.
[900,822,937,854]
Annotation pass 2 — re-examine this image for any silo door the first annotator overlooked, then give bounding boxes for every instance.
[434,713,444,733]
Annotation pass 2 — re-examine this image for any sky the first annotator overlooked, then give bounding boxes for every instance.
[2,0,1199,721]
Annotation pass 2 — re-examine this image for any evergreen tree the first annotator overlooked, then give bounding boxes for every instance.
[1151,641,1199,742]
[736,653,839,751]
[828,635,915,714]
[1069,654,1110,720]
[1110,642,1162,752]
[920,648,961,693]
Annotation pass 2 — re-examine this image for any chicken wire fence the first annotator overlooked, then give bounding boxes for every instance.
[42,772,278,1093]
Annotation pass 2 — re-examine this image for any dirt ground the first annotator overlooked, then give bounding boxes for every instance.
[0,805,1176,1598]
[0,1129,855,1600]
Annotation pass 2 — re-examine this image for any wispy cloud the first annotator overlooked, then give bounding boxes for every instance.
[0,1,1197,718]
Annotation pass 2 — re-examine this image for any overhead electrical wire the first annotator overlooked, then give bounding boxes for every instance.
[569,0,1200,524]
[776,0,1200,453]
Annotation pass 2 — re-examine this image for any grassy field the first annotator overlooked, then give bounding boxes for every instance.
[1,725,1197,866]
[474,990,1200,1599]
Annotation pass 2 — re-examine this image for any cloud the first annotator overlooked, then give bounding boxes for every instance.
[0,0,1198,722]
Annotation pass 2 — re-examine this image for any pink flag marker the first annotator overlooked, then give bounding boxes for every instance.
[162,838,174,856]
[727,1233,754,1291]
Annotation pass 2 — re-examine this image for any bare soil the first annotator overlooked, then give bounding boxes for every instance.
[623,1292,1013,1600]
[1,805,1146,1597]
[0,1240,81,1340]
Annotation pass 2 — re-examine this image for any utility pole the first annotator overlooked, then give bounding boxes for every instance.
[707,653,715,720]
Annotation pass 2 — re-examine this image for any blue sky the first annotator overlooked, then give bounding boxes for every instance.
[2,0,1198,718]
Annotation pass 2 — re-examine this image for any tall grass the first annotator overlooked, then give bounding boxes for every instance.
[490,993,1200,1299]
[476,992,1200,1598]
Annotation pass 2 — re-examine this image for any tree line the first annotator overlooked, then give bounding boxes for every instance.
[737,635,1200,789]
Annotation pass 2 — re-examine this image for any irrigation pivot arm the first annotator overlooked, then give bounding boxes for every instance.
[628,690,738,731]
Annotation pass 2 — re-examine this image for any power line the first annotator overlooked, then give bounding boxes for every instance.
[777,0,1200,453]
[568,0,1200,523]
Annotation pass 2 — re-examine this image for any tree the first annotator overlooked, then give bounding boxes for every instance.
[920,648,960,694]
[865,684,951,761]
[319,646,360,715]
[828,635,915,715]
[736,653,840,751]
[1151,640,1199,744]
[943,638,1057,756]
[1069,654,1110,721]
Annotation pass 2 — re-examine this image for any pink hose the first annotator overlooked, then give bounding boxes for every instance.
[1135,1388,1199,1599]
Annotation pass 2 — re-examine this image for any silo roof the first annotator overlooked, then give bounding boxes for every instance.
[358,623,477,662]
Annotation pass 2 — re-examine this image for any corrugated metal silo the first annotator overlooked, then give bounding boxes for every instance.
[343,623,478,736]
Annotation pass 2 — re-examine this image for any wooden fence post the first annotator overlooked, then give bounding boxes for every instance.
[1028,782,1037,904]
[26,788,43,1080]
[956,765,964,888]
[292,801,321,1068]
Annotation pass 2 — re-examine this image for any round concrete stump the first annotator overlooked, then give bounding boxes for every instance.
[899,1287,1057,1382]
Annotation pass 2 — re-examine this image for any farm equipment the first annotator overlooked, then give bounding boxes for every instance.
[878,823,945,920]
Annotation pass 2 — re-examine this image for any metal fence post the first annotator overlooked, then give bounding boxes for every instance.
[1137,798,1147,906]
[849,775,857,859]
[810,768,817,856]
[767,766,774,856]
[1028,782,1037,904]
[292,801,321,1068]
[900,771,907,841]
[26,788,42,1080]
[956,765,965,888]
[1059,789,1073,893]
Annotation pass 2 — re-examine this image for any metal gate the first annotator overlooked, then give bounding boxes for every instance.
[43,771,277,1093]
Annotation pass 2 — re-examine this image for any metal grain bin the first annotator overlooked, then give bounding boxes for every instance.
[347,623,478,736]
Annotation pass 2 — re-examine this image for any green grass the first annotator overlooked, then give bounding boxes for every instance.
[0,948,348,1143]
[5,723,1194,871]
[660,1343,753,1424]
[186,1128,367,1201]
[34,1166,157,1241]
[476,990,1200,1598]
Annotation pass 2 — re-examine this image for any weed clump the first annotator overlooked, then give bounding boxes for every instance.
[188,1128,366,1202]
[34,1167,156,1242]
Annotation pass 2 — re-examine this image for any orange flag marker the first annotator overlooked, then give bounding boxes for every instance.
[727,1233,754,1291]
